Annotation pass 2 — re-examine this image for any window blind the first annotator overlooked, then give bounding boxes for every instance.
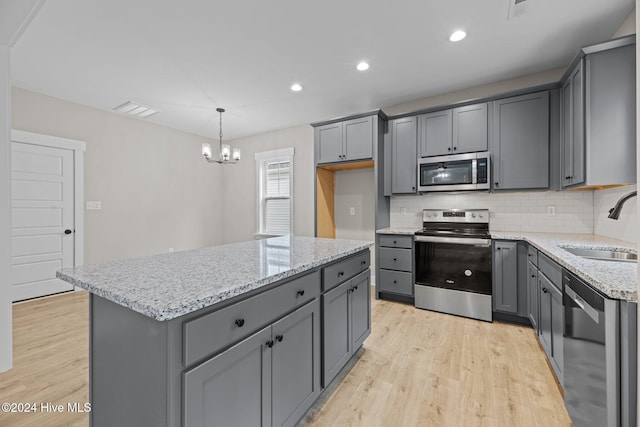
[265,161,290,235]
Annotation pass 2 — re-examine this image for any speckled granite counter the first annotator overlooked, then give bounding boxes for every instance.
[57,236,372,321]
[492,232,637,302]
[376,227,420,235]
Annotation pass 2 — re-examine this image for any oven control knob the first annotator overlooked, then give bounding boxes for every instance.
[427,212,432,218]
[471,213,477,218]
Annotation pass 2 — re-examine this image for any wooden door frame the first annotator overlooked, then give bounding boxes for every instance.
[11,130,86,273]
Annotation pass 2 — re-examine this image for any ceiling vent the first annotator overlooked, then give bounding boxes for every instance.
[113,101,159,118]
[508,0,533,20]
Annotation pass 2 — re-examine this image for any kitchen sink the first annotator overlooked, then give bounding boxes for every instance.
[561,247,637,263]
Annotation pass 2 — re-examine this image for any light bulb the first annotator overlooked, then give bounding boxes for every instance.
[232,148,241,161]
[202,143,212,159]
[221,144,231,161]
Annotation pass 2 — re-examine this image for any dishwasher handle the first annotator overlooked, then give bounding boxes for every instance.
[565,285,600,324]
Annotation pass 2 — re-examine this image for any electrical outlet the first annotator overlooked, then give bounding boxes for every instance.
[349,207,355,216]
[546,205,556,216]
[86,201,102,210]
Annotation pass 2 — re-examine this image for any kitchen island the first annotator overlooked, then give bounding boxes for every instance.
[58,236,373,427]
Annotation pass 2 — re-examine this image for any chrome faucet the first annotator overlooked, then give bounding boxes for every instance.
[608,190,637,220]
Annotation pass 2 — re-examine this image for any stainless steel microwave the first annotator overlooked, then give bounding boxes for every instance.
[417,152,490,192]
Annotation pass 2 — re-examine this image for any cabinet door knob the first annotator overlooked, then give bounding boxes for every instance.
[64,229,72,235]
[296,290,305,297]
[393,240,397,244]
[354,285,358,290]
[497,247,501,251]
[542,287,549,294]
[275,335,283,342]
[338,271,344,277]
[412,186,415,190]
[393,280,397,284]
[235,319,245,327]
[565,176,572,180]
[531,275,535,278]
[266,340,274,348]
[494,182,499,186]
[447,147,451,151]
[453,147,457,151]
[393,258,397,261]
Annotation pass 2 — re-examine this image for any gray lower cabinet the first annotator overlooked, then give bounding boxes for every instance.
[527,261,539,333]
[322,270,371,387]
[492,91,549,190]
[390,116,417,194]
[184,299,321,427]
[377,235,414,297]
[538,264,563,385]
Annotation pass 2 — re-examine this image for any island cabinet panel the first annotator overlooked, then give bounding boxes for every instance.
[183,326,272,427]
[323,250,370,292]
[184,270,321,366]
[322,269,371,387]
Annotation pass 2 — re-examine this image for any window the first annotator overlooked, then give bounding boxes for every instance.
[255,148,294,236]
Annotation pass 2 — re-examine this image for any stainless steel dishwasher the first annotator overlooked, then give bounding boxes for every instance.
[563,270,619,427]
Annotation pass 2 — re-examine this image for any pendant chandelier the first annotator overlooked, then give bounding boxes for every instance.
[202,108,241,164]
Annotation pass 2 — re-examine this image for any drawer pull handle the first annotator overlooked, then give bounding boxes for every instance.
[393,240,397,244]
[353,285,358,290]
[338,272,344,277]
[296,290,305,297]
[266,340,274,348]
[275,335,283,342]
[361,261,366,266]
[542,288,549,294]
[393,258,397,262]
[235,319,245,327]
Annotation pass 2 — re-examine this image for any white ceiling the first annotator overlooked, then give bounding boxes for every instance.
[10,0,635,140]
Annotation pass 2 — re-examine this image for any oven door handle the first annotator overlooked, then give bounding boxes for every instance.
[414,235,492,247]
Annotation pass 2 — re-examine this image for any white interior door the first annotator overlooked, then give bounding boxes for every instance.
[11,142,75,302]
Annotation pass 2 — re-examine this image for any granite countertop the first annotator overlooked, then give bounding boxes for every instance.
[491,232,637,302]
[57,236,372,321]
[376,227,421,235]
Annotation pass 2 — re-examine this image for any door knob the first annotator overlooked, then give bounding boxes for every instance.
[64,229,72,235]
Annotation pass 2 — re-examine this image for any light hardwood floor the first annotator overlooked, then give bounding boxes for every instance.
[0,290,570,426]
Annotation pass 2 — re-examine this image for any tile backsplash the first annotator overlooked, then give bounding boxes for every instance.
[391,187,639,244]
[391,191,595,234]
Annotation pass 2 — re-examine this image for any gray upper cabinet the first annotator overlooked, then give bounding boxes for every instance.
[561,38,636,188]
[315,122,343,164]
[315,116,373,164]
[562,62,585,187]
[391,116,417,194]
[452,103,488,154]
[418,102,488,157]
[492,91,550,190]
[419,110,452,157]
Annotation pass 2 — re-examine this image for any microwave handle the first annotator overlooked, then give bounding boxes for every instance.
[472,159,477,184]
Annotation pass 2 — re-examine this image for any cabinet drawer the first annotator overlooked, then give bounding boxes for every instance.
[379,235,413,249]
[538,253,562,288]
[527,245,538,266]
[379,247,412,271]
[183,270,320,366]
[323,251,370,292]
[378,270,413,296]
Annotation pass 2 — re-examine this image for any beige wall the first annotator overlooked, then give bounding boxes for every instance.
[221,124,315,244]
[613,9,636,38]
[12,87,223,264]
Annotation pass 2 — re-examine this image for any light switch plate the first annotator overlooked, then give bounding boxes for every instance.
[86,201,102,210]
[546,205,556,216]
[349,207,355,216]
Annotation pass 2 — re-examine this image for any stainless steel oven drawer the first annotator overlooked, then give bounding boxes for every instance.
[378,270,413,296]
[379,235,413,249]
[379,247,412,272]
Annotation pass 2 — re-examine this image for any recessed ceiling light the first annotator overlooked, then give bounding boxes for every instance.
[113,101,159,118]
[357,61,370,71]
[449,30,467,42]
[290,83,302,92]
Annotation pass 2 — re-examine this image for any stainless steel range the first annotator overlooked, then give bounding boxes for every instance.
[414,209,492,322]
